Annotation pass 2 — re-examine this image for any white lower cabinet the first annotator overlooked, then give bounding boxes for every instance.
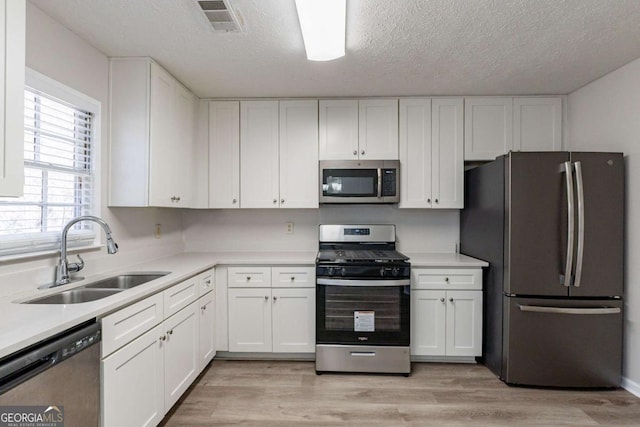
[227,265,315,354]
[411,268,483,358]
[101,269,215,427]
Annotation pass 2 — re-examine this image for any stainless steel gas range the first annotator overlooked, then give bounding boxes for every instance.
[315,224,411,375]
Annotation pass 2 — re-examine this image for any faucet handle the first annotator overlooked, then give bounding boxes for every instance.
[68,254,85,273]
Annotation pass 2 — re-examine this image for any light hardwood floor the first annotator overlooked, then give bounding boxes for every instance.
[160,360,640,426]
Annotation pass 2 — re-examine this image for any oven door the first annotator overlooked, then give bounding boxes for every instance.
[316,278,410,346]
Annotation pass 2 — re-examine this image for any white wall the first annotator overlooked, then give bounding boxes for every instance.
[183,207,459,253]
[0,3,185,297]
[567,57,640,394]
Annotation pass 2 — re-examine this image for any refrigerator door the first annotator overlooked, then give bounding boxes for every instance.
[503,297,622,387]
[506,152,570,296]
[569,152,624,297]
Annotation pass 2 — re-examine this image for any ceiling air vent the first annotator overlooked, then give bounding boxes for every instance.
[197,0,245,32]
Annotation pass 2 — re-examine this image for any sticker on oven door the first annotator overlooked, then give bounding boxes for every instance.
[354,311,375,332]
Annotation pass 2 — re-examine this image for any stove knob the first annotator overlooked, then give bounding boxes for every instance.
[392,267,400,277]
[340,267,347,277]
[380,267,386,277]
[326,267,334,276]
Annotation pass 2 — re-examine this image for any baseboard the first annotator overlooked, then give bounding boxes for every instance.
[215,351,315,361]
[622,376,640,397]
[411,355,478,364]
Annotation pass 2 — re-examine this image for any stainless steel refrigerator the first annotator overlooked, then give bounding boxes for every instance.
[460,151,624,387]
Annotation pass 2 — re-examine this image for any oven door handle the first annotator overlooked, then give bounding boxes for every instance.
[317,278,410,287]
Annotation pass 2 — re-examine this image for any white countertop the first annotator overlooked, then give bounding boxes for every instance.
[0,250,485,359]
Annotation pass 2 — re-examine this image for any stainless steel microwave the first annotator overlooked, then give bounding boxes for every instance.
[319,160,400,204]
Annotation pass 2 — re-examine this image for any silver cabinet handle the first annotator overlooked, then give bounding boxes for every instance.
[281,199,285,204]
[445,277,449,283]
[176,196,181,202]
[562,161,575,288]
[435,198,439,203]
[159,335,166,341]
[519,305,621,315]
[273,199,278,204]
[205,279,211,285]
[449,298,454,302]
[440,297,445,303]
[353,150,357,156]
[273,296,277,302]
[201,305,206,311]
[264,295,269,300]
[427,198,431,203]
[290,276,295,282]
[167,330,173,335]
[170,196,176,202]
[246,276,251,281]
[574,161,585,288]
[361,150,365,155]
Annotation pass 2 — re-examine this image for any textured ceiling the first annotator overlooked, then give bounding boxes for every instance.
[29,0,640,98]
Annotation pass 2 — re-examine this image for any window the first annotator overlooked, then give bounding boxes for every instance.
[0,73,98,256]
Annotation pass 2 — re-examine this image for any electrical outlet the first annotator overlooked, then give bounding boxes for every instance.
[154,224,162,239]
[286,221,294,234]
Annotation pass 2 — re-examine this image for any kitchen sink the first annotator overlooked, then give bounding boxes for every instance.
[25,288,124,304]
[22,271,171,304]
[83,272,170,290]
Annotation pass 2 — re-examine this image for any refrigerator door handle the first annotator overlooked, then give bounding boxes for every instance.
[519,305,621,315]
[573,161,585,288]
[561,161,575,287]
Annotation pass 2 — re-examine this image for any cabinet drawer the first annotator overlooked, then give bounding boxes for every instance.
[228,266,271,287]
[271,266,315,287]
[101,293,164,357]
[197,268,215,297]
[412,268,482,290]
[164,277,199,317]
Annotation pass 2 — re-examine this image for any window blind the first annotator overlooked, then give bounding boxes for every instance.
[0,88,95,256]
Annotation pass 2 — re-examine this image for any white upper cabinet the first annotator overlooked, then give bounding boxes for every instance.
[240,100,280,208]
[358,99,399,159]
[208,101,240,209]
[399,98,463,209]
[319,99,358,160]
[109,58,196,207]
[513,97,562,152]
[279,100,319,208]
[0,0,25,197]
[464,97,513,161]
[319,99,398,160]
[465,96,563,160]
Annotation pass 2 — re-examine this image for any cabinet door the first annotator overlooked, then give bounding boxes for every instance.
[240,101,280,208]
[198,292,216,372]
[0,0,25,196]
[359,99,399,160]
[464,98,513,161]
[163,302,199,411]
[228,288,272,352]
[172,83,195,206]
[445,290,482,357]
[279,100,319,208]
[148,62,177,207]
[272,288,315,353]
[102,324,165,427]
[209,101,240,208]
[319,100,358,160]
[513,97,562,152]
[411,290,446,356]
[399,98,432,208]
[431,98,464,209]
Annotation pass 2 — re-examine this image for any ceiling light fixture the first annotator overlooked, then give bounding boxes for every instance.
[294,0,346,61]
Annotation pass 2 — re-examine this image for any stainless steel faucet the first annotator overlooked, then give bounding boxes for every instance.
[52,216,119,287]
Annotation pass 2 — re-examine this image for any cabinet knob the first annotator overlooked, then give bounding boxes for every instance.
[449,298,454,303]
[205,280,211,286]
[176,196,181,202]
[159,335,166,341]
[435,198,439,204]
[281,199,285,204]
[264,295,269,300]
[440,297,445,303]
[171,196,176,202]
[246,276,251,281]
[167,329,174,335]
[273,296,278,302]
[201,305,207,311]
[232,199,237,204]
[353,150,358,156]
[427,198,431,203]
[273,199,278,204]
[361,150,365,155]
[291,276,295,282]
[445,277,449,283]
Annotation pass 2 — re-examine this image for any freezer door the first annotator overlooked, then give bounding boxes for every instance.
[569,152,624,297]
[506,152,570,296]
[503,297,622,387]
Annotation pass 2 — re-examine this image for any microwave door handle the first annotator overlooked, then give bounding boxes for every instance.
[377,168,382,198]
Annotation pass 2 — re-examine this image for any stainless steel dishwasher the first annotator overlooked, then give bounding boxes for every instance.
[0,320,101,427]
